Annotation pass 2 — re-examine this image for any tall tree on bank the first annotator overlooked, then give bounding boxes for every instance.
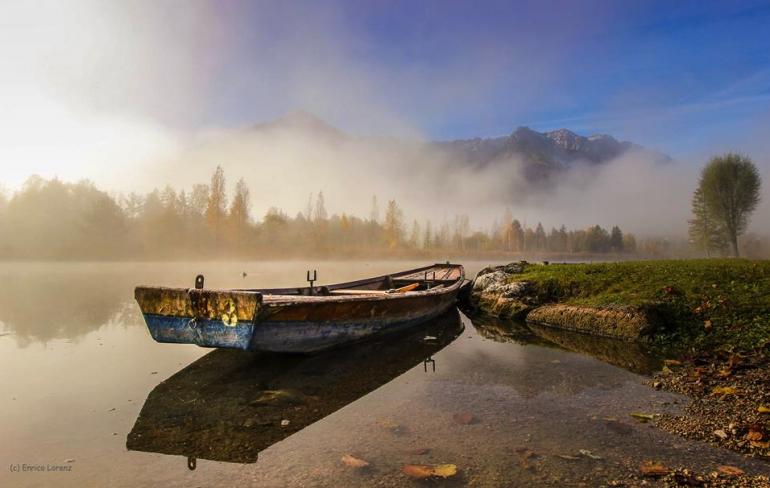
[228,178,251,249]
[383,199,404,248]
[609,226,624,252]
[698,153,761,257]
[205,166,227,239]
[688,186,725,256]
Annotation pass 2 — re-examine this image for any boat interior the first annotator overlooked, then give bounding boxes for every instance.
[246,263,464,297]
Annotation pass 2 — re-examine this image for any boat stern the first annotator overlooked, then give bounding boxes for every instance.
[134,286,263,350]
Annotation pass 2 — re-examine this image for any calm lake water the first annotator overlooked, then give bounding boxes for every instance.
[1,261,769,487]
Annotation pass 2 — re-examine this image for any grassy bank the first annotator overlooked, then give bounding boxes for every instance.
[512,259,770,354]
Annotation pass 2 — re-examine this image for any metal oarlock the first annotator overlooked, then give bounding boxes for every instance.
[306,270,317,294]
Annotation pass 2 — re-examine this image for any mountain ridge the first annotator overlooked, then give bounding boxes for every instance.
[251,111,671,182]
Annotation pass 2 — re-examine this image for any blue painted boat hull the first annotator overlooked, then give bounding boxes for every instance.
[136,263,465,353]
[142,301,454,353]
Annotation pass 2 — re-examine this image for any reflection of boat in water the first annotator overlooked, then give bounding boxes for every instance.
[126,309,464,466]
[134,263,464,353]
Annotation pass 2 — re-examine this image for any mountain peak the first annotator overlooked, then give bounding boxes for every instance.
[253,110,343,139]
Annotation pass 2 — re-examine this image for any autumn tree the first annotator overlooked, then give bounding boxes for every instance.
[697,153,761,257]
[409,220,421,248]
[228,178,251,251]
[205,166,227,238]
[383,199,404,248]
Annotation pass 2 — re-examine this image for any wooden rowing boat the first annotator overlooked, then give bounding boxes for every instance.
[134,263,465,353]
[126,309,463,465]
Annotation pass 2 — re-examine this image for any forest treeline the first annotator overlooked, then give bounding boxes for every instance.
[0,167,649,260]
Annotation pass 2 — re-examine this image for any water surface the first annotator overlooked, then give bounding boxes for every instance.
[1,261,768,487]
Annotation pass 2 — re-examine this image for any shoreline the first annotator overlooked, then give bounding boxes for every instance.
[466,259,770,462]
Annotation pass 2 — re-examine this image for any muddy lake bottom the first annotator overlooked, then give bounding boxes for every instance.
[1,261,769,487]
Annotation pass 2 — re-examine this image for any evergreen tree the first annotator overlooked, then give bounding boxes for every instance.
[313,191,327,221]
[423,220,433,249]
[511,219,524,252]
[688,186,725,256]
[369,195,379,223]
[609,226,624,252]
[534,222,546,251]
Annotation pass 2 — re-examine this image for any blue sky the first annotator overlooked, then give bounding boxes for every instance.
[2,0,770,185]
[192,0,770,158]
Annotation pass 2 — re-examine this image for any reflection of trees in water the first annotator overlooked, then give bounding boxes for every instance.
[127,309,464,464]
[0,265,134,346]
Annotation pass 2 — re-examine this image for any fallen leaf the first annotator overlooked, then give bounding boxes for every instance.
[663,359,682,366]
[431,464,458,478]
[402,465,433,479]
[578,449,602,460]
[714,429,729,440]
[746,427,764,441]
[402,464,457,479]
[640,461,670,477]
[747,431,764,441]
[717,465,744,477]
[630,413,656,422]
[710,386,737,397]
[758,405,770,414]
[750,440,770,449]
[556,454,580,460]
[717,368,732,378]
[341,454,370,468]
[453,412,477,425]
[704,320,713,331]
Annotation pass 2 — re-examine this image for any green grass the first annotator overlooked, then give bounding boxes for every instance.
[513,260,770,353]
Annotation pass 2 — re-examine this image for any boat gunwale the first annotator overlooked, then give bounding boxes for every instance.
[135,263,465,308]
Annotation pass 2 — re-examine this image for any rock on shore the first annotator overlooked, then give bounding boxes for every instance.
[468,262,657,341]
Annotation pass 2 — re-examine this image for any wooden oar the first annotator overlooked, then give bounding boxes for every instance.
[330,282,421,296]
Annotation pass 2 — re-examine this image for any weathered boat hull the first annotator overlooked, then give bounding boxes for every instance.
[136,264,464,353]
[127,309,464,465]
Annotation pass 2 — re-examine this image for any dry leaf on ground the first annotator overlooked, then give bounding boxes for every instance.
[578,449,602,460]
[746,428,764,441]
[341,454,370,468]
[717,465,745,477]
[452,412,477,425]
[710,386,737,397]
[714,429,729,439]
[402,464,457,479]
[640,461,670,477]
[630,412,655,422]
